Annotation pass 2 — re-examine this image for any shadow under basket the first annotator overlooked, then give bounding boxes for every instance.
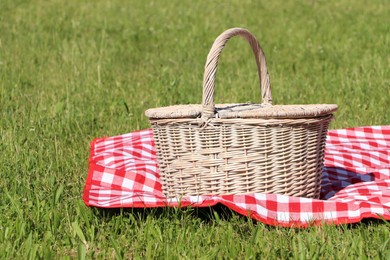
[145,28,338,199]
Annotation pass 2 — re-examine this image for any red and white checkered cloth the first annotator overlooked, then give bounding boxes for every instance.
[83,126,390,227]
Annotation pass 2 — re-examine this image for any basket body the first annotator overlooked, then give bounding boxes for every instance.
[151,116,332,199]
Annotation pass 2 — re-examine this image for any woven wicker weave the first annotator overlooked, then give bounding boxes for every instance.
[145,28,337,199]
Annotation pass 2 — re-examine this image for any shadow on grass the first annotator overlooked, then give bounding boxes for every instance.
[91,203,389,230]
[93,203,255,224]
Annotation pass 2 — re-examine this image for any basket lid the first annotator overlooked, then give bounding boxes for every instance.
[145,28,338,121]
[145,103,337,119]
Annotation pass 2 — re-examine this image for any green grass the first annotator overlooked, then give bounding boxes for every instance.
[1,0,389,258]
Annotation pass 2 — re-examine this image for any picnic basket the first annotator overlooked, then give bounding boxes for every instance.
[145,28,338,199]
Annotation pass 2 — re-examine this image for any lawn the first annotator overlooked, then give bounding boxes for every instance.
[0,0,389,258]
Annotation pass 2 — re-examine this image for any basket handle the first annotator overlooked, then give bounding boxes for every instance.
[202,28,272,119]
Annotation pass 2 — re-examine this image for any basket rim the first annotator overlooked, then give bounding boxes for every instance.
[145,103,338,119]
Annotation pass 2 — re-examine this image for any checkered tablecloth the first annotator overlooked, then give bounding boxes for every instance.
[83,126,390,227]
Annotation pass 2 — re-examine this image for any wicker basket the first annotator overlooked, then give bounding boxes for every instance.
[145,28,337,199]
